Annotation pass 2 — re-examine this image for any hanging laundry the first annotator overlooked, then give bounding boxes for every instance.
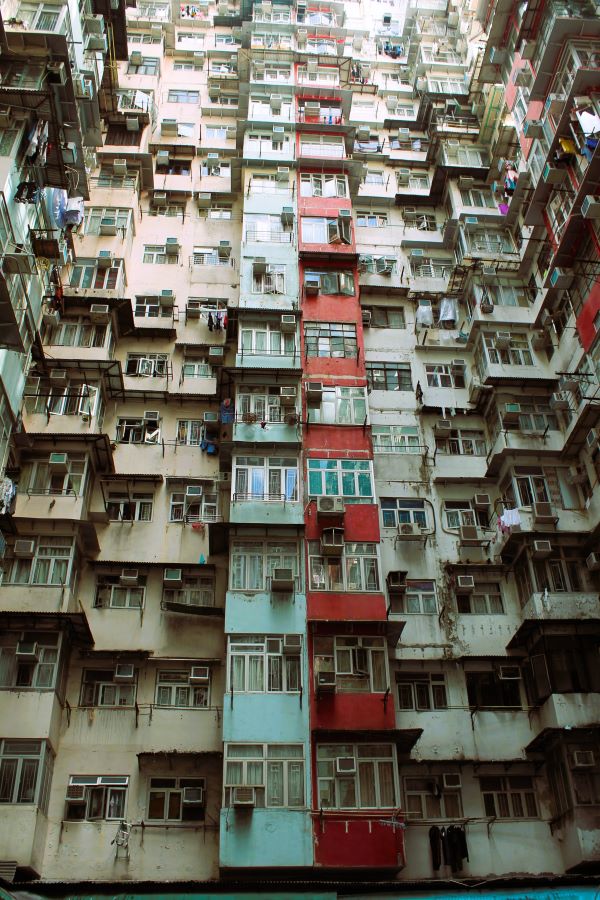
[207,312,214,331]
[500,507,521,528]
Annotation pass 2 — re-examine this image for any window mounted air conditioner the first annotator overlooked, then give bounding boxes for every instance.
[182,786,205,804]
[253,257,267,274]
[316,669,336,691]
[90,304,110,323]
[187,301,201,319]
[99,217,117,236]
[14,540,35,558]
[209,347,224,363]
[66,784,86,801]
[459,525,483,546]
[523,119,543,139]
[49,452,69,472]
[532,540,552,558]
[317,496,344,517]
[586,552,600,571]
[306,382,323,404]
[280,314,296,332]
[189,666,210,683]
[114,663,135,682]
[573,750,595,768]
[280,207,293,226]
[457,575,475,591]
[543,162,565,185]
[120,569,139,586]
[533,502,556,525]
[130,50,143,65]
[376,257,393,275]
[50,369,68,383]
[498,665,521,680]
[550,267,574,289]
[271,568,295,591]
[550,391,569,411]
[275,166,290,182]
[165,237,180,255]
[495,332,511,349]
[434,419,452,437]
[161,119,178,136]
[397,523,424,541]
[581,195,600,219]
[164,567,183,585]
[362,310,372,327]
[16,640,39,661]
[473,494,490,509]
[232,786,256,806]
[113,159,127,176]
[144,410,161,424]
[387,571,407,593]
[586,428,599,451]
[336,757,356,775]
[321,528,344,556]
[97,250,114,269]
[203,412,219,424]
[442,773,461,789]
[304,275,320,295]
[279,386,296,406]
[283,634,301,654]
[218,241,231,258]
[502,402,521,425]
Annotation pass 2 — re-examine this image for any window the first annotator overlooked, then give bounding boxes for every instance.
[70,260,122,290]
[116,417,161,444]
[310,386,367,425]
[155,670,209,707]
[356,211,388,227]
[237,386,286,422]
[0,740,53,810]
[304,270,355,296]
[156,157,192,176]
[366,362,412,391]
[239,323,295,356]
[229,636,301,693]
[391,579,437,615]
[163,572,217,608]
[404,775,462,819]
[233,456,298,501]
[301,216,352,245]
[173,61,197,71]
[80,669,137,707]
[409,256,450,278]
[18,3,67,32]
[300,174,347,198]
[181,360,211,379]
[381,499,427,529]
[397,672,447,710]
[193,247,230,266]
[94,574,146,609]
[426,364,465,389]
[6,537,74,586]
[167,89,199,103]
[443,500,483,529]
[483,333,533,366]
[314,636,387,692]
[45,316,109,348]
[125,353,169,376]
[524,635,600,703]
[467,231,515,255]
[142,244,179,264]
[372,425,420,453]
[513,470,550,507]
[466,670,522,709]
[64,776,128,821]
[0,128,19,156]
[245,213,291,243]
[480,775,538,818]
[127,56,159,75]
[308,541,380,592]
[246,131,291,154]
[249,174,288,195]
[224,744,305,808]
[230,540,299,591]
[460,187,496,208]
[307,458,373,501]
[147,777,205,821]
[26,380,99,419]
[22,455,87,497]
[317,743,398,809]
[252,264,286,294]
[206,204,232,220]
[358,255,398,275]
[107,493,153,522]
[169,490,218,523]
[428,77,468,94]
[366,307,405,328]
[516,402,559,433]
[134,296,172,318]
[304,322,357,358]
[457,582,503,614]
[435,428,486,455]
[176,420,203,446]
[300,135,345,158]
[0,633,61,690]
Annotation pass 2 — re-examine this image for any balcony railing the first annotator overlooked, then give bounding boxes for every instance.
[233,492,298,503]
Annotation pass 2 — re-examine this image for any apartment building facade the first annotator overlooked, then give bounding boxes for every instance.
[0,0,599,892]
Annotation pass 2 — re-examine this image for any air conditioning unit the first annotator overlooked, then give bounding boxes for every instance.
[459,525,483,546]
[161,118,178,136]
[586,428,599,451]
[533,539,552,558]
[457,575,475,591]
[271,567,295,591]
[531,330,550,350]
[280,207,293,226]
[397,522,424,541]
[232,786,256,807]
[306,382,323,404]
[253,257,267,274]
[189,666,210,683]
[442,773,462,789]
[165,237,180,255]
[550,267,574,289]
[66,784,86,800]
[559,375,578,393]
[185,486,203,502]
[113,159,127,176]
[586,552,600,571]
[481,266,496,284]
[503,402,521,425]
[13,540,35,558]
[488,46,506,64]
[202,412,218,425]
[304,275,320,295]
[90,303,110,323]
[316,496,344,517]
[473,494,490,509]
[336,757,356,775]
[97,250,114,269]
[16,640,39,661]
[187,301,201,319]
[533,502,556,525]
[434,419,452,437]
[387,571,407,593]
[276,166,290,181]
[498,665,521,680]
[543,162,565,185]
[582,195,600,219]
[99,217,118,236]
[209,347,224,363]
[277,386,296,407]
[515,67,532,87]
[164,568,183,585]
[283,634,301,654]
[280,314,296,333]
[321,528,344,556]
[126,117,139,133]
[130,50,143,65]
[357,125,370,140]
[495,332,511,349]
[550,391,570,411]
[42,308,60,327]
[573,750,595,768]
[120,569,139,586]
[316,670,336,691]
[49,452,69,472]
[114,663,135,682]
[182,786,205,804]
[523,119,543,139]
[50,369,68,383]
[218,241,231,259]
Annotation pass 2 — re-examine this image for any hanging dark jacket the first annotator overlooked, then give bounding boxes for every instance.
[428,825,442,870]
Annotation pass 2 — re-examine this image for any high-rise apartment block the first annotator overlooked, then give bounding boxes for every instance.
[0,0,599,892]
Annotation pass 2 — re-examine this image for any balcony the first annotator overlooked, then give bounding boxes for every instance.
[313,812,405,870]
[234,347,302,371]
[14,490,88,523]
[311,690,396,732]
[233,413,301,445]
[0,806,47,879]
[529,692,600,740]
[220,810,313,869]
[520,591,600,626]
[229,492,304,526]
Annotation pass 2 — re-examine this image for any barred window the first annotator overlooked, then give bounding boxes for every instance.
[304,323,357,358]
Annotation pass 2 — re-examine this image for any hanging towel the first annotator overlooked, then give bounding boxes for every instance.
[500,507,521,528]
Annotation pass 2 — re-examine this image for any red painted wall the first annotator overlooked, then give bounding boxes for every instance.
[576,279,600,351]
[313,815,405,869]
[302,425,372,454]
[307,591,388,622]
[305,501,380,541]
[311,690,396,731]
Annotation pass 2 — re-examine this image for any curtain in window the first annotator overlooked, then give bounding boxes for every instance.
[268,656,282,691]
[230,655,245,691]
[285,468,297,500]
[247,761,264,785]
[370,650,386,691]
[378,761,395,807]
[250,467,265,496]
[248,656,264,691]
[359,761,376,807]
